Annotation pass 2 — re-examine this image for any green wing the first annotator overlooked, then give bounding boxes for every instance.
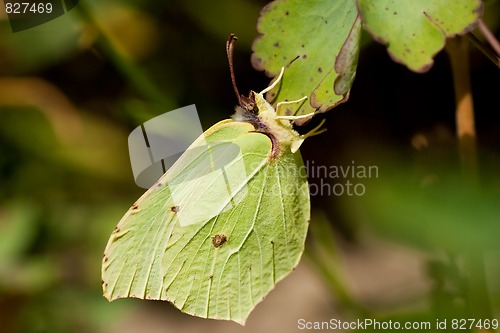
[102,120,310,324]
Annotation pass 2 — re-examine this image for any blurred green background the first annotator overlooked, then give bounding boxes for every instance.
[0,1,499,332]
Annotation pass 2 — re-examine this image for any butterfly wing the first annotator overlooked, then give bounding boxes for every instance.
[102,120,310,324]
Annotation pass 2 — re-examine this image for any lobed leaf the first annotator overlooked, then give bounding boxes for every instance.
[357,0,483,72]
[252,0,361,124]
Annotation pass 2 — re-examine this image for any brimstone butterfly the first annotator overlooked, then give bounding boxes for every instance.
[102,34,325,325]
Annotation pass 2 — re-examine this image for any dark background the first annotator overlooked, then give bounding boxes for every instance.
[0,0,499,332]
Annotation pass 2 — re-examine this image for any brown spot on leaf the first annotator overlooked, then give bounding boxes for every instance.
[302,54,307,59]
[251,55,263,69]
[318,67,323,73]
[273,41,279,47]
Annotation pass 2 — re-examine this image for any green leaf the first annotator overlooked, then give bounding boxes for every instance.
[357,0,483,72]
[251,0,361,124]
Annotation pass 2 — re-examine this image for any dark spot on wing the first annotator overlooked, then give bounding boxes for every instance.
[212,234,227,248]
[170,206,180,213]
[318,67,323,73]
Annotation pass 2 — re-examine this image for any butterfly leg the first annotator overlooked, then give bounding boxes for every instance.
[274,97,311,119]
[290,119,327,153]
[303,119,327,138]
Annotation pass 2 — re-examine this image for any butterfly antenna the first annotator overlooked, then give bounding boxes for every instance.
[226,34,243,106]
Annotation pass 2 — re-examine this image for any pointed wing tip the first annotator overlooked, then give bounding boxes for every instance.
[210,316,247,326]
[235,319,247,326]
[218,313,248,326]
[102,293,113,302]
[181,309,248,326]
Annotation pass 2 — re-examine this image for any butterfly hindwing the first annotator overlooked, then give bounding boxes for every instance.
[102,119,310,324]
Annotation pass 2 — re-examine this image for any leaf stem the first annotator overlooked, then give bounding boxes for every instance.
[447,37,478,182]
[477,19,500,57]
[467,33,500,69]
[446,37,492,323]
